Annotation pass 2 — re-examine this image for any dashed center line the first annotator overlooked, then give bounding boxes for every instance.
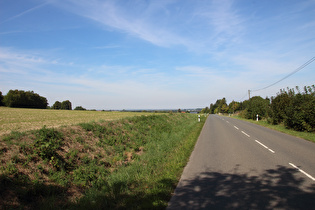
[255,140,268,148]
[241,131,250,137]
[227,119,313,183]
[268,149,275,153]
[255,140,275,153]
[289,163,315,181]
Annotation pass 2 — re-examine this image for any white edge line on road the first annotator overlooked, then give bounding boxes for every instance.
[268,149,275,153]
[241,131,250,137]
[234,126,239,130]
[289,163,315,181]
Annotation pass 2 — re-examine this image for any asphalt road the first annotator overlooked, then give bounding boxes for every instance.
[167,115,315,209]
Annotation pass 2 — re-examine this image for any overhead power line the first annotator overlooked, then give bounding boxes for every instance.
[250,56,315,93]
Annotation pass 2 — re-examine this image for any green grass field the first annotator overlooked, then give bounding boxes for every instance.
[0,110,206,209]
[0,107,157,136]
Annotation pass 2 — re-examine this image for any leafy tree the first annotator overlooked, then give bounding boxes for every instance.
[74,106,86,110]
[0,91,4,106]
[228,101,240,114]
[270,89,291,124]
[61,100,72,110]
[245,96,270,120]
[52,101,61,109]
[210,98,228,114]
[201,107,209,113]
[282,86,315,132]
[3,89,47,109]
[209,103,215,114]
[221,104,229,113]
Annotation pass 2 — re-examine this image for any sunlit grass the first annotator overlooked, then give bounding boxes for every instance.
[0,113,206,209]
[0,107,158,136]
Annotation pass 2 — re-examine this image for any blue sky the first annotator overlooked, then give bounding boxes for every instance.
[1,0,314,110]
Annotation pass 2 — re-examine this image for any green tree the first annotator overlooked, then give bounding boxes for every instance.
[210,98,228,114]
[74,106,86,110]
[245,96,270,120]
[228,101,240,114]
[210,103,215,114]
[0,91,4,106]
[282,86,315,132]
[270,89,291,124]
[3,89,47,109]
[201,107,209,113]
[61,100,72,110]
[221,104,229,113]
[52,101,61,109]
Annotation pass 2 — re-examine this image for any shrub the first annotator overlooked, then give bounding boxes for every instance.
[33,126,65,169]
[284,92,315,132]
[74,106,86,110]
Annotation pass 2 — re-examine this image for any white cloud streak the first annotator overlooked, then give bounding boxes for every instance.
[51,0,244,52]
[0,2,48,24]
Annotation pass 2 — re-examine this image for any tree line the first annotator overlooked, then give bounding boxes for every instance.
[0,90,48,109]
[0,89,84,110]
[201,85,315,132]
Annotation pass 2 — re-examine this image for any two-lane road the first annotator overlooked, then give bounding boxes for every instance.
[168,115,315,209]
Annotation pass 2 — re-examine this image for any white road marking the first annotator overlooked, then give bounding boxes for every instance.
[289,163,315,181]
[226,121,230,123]
[234,126,239,130]
[255,140,276,153]
[255,140,268,148]
[241,131,250,137]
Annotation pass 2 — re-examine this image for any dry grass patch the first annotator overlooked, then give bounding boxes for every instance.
[0,107,157,136]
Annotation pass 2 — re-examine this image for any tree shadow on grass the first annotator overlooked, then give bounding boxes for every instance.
[0,174,70,209]
[167,165,315,210]
[73,179,177,210]
[0,172,175,210]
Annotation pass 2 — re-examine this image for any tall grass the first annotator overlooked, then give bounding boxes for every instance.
[0,113,205,209]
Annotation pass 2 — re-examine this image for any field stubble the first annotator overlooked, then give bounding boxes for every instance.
[0,107,155,136]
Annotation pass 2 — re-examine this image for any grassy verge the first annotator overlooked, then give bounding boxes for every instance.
[231,115,315,143]
[0,113,205,209]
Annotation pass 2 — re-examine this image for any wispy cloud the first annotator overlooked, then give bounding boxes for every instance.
[51,0,244,52]
[52,0,185,47]
[194,0,244,42]
[0,2,48,24]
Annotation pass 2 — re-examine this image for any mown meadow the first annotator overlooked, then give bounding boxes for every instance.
[0,107,157,136]
[0,111,205,209]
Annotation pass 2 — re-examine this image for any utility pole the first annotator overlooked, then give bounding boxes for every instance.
[248,90,251,100]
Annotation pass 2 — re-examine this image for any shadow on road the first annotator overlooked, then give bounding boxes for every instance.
[168,165,315,209]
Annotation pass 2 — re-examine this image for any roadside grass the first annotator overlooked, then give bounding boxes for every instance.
[0,113,205,209]
[231,115,315,143]
[0,107,158,136]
